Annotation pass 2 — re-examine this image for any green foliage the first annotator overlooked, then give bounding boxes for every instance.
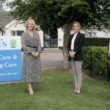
[83,46,108,78]
[85,38,110,46]
[8,0,110,38]
[85,0,110,28]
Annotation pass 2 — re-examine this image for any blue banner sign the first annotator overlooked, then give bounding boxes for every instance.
[0,36,22,82]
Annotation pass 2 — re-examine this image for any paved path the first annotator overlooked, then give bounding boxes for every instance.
[41,49,63,70]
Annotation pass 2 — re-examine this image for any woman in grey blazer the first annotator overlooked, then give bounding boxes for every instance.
[67,21,85,94]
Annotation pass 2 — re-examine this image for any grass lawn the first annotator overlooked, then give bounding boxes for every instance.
[0,69,110,110]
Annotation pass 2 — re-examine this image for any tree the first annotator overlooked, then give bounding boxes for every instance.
[85,0,110,29]
[9,0,110,69]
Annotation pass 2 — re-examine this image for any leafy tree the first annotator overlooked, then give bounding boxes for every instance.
[85,0,110,29]
[9,0,110,68]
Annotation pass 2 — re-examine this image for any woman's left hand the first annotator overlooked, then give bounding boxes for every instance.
[31,52,39,58]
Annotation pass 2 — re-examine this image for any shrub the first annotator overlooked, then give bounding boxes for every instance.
[83,46,108,78]
[85,38,110,46]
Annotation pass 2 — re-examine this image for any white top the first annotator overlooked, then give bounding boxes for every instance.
[71,33,78,51]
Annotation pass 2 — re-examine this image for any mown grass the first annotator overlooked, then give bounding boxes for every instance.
[0,69,110,110]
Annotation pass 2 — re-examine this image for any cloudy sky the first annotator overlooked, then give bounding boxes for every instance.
[3,0,14,11]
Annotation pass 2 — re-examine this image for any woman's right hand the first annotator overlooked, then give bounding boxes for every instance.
[69,51,75,58]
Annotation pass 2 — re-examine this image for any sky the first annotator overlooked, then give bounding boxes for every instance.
[2,0,13,11]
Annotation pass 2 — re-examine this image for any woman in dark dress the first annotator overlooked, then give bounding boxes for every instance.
[67,21,85,94]
[21,18,42,95]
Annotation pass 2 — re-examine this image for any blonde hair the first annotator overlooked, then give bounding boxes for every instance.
[25,18,36,31]
[73,21,81,29]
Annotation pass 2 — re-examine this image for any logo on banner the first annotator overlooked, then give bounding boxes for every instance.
[0,38,17,49]
[0,38,7,48]
[10,39,17,48]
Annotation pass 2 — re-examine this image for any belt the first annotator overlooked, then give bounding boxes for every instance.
[26,45,37,48]
[26,45,38,51]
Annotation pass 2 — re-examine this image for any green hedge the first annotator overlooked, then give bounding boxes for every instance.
[83,46,108,77]
[85,38,110,46]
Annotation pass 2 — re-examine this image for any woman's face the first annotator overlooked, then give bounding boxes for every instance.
[27,21,34,31]
[72,23,80,33]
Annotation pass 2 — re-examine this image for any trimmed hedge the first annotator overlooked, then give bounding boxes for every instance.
[83,46,108,78]
[85,38,110,46]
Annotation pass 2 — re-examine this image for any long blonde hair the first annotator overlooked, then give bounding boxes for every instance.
[25,18,36,31]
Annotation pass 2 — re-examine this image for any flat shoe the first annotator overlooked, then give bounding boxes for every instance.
[74,89,77,93]
[29,89,34,95]
[76,89,81,94]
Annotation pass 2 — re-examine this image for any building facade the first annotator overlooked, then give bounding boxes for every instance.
[1,20,59,48]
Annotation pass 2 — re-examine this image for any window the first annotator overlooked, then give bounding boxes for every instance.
[11,31,16,36]
[17,31,24,36]
[11,31,24,36]
[44,34,58,48]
